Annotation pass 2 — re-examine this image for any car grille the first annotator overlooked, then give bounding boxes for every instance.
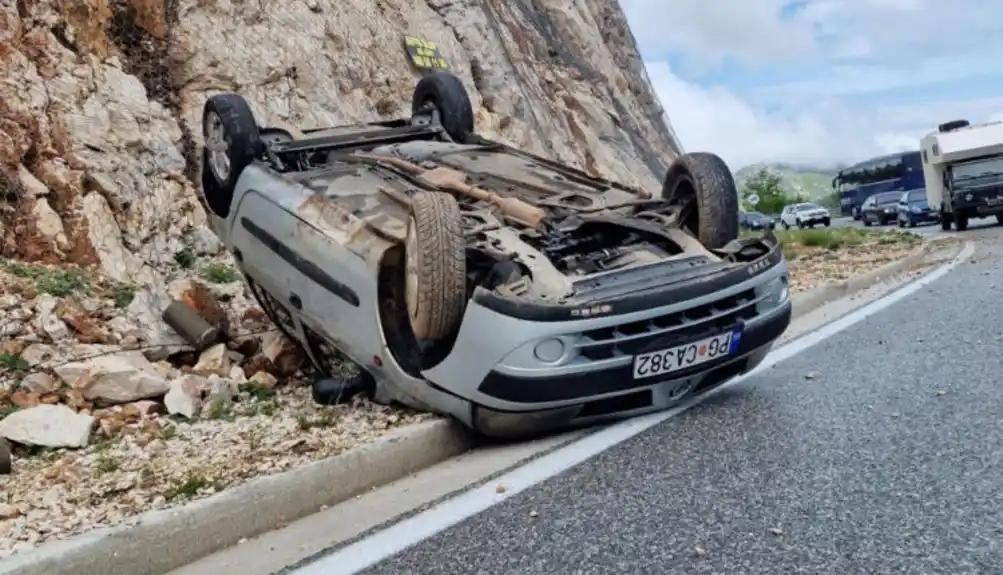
[576,288,762,361]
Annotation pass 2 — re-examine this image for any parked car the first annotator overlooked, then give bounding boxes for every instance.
[779,203,831,229]
[194,71,793,439]
[896,188,939,228]
[739,211,775,231]
[860,191,903,226]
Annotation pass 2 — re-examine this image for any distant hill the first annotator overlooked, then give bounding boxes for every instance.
[734,163,840,209]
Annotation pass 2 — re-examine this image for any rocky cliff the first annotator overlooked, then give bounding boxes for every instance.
[0,0,680,388]
[2,0,679,277]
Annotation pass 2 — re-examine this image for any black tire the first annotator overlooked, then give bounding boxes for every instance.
[955,213,969,231]
[863,217,872,227]
[660,152,739,249]
[797,220,805,229]
[938,119,970,133]
[411,72,475,143]
[201,94,263,216]
[404,192,467,341]
[940,214,951,231]
[909,220,916,228]
[782,221,790,230]
[823,218,830,227]
[996,213,1003,226]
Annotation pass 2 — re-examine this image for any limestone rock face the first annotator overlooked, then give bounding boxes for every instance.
[1,0,680,277]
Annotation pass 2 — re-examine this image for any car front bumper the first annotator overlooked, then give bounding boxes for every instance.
[952,187,1003,215]
[422,244,792,435]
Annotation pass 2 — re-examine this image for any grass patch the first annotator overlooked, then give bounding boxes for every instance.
[107,282,137,308]
[3,261,91,296]
[200,262,238,284]
[164,474,223,501]
[775,227,919,251]
[0,352,29,372]
[174,248,196,269]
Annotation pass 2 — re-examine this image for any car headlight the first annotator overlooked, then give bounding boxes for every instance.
[910,206,921,213]
[966,193,974,201]
[759,275,790,312]
[884,207,894,213]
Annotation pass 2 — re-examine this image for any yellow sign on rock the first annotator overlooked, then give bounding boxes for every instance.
[404,36,449,70]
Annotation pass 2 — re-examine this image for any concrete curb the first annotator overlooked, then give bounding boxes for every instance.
[790,240,943,320]
[0,419,474,575]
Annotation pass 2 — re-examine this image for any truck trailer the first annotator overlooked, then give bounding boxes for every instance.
[921,119,1003,231]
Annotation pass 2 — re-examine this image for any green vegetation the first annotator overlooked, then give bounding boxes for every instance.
[4,261,91,297]
[0,352,29,372]
[735,163,841,213]
[200,262,238,284]
[774,227,921,251]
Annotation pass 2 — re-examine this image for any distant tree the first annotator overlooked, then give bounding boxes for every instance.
[741,167,788,213]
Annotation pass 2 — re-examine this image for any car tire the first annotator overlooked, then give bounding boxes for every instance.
[823,218,830,227]
[797,220,805,229]
[863,217,872,227]
[405,191,467,341]
[411,71,475,143]
[955,213,969,231]
[909,220,917,228]
[940,214,951,231]
[782,221,790,230]
[660,152,739,250]
[996,213,1003,226]
[201,94,263,216]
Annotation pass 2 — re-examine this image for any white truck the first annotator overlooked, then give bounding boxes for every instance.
[921,119,1003,231]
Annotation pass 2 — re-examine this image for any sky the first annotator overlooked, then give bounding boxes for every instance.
[621,0,1003,170]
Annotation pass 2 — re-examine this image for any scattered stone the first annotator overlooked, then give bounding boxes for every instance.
[53,352,170,405]
[0,405,93,448]
[163,375,206,418]
[192,344,232,377]
[18,373,59,395]
[249,371,278,389]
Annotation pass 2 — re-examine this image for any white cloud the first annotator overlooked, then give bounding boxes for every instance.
[623,0,1003,169]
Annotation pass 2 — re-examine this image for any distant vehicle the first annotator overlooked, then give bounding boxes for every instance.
[739,211,775,231]
[859,191,903,226]
[921,119,1003,231]
[779,203,831,229]
[896,188,939,228]
[832,151,924,219]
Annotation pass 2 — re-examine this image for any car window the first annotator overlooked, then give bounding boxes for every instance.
[796,203,818,211]
[907,190,926,202]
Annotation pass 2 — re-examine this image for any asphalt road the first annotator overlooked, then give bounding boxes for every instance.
[349,226,1003,574]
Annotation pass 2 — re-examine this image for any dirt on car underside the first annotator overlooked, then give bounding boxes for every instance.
[282,138,770,305]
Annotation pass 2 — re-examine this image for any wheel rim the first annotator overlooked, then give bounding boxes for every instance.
[205,111,231,182]
[404,218,421,324]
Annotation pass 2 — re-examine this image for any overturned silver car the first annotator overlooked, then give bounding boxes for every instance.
[195,71,791,438]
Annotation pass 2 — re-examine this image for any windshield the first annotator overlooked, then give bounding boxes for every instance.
[951,157,1003,181]
[906,189,927,202]
[795,203,819,211]
[872,192,901,204]
[747,212,766,220]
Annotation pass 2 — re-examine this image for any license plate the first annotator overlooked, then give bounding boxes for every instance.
[632,329,740,380]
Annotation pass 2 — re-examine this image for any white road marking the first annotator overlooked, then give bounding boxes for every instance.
[290,241,975,575]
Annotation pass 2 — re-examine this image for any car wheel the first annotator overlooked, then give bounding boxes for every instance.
[782,221,790,230]
[863,217,872,227]
[659,152,739,250]
[940,214,951,231]
[411,71,475,143]
[823,218,830,227]
[996,213,1003,226]
[201,94,263,216]
[797,220,805,229]
[955,213,969,231]
[404,191,467,341]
